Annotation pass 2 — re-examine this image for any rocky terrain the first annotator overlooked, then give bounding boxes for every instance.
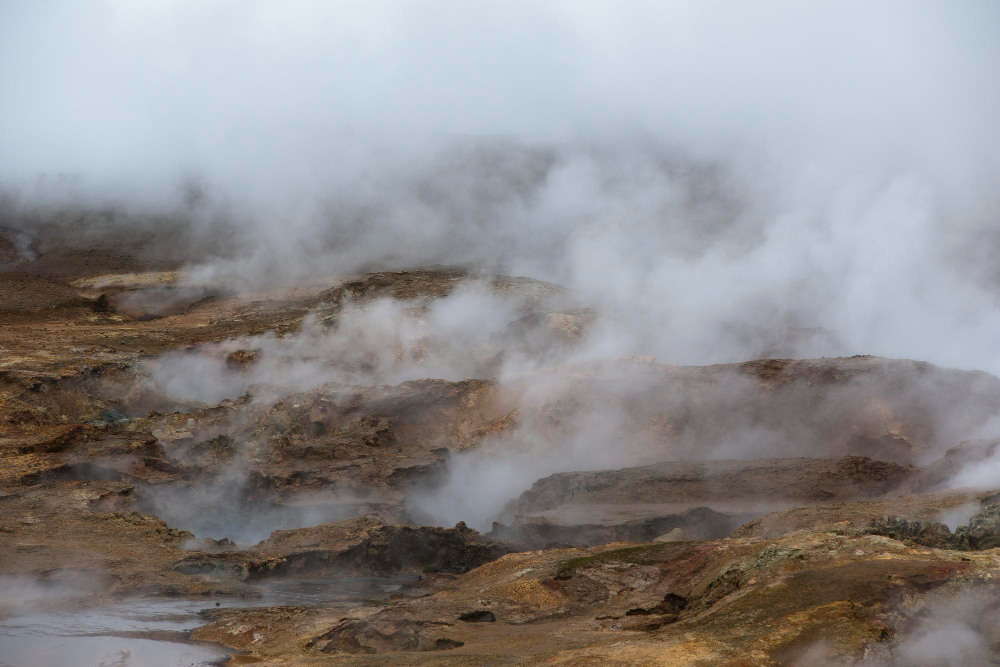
[5,228,1000,665]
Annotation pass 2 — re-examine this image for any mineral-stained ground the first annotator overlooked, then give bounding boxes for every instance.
[5,228,1000,666]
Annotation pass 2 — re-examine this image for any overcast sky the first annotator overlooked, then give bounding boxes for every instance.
[2,1,997,183]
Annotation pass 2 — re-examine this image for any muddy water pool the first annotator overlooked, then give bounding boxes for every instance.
[0,577,414,666]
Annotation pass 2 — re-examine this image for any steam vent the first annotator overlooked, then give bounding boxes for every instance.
[3,2,1000,665]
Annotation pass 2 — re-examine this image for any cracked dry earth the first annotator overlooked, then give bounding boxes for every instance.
[6,244,1000,665]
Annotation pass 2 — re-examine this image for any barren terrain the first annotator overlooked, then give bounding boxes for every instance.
[5,228,1000,666]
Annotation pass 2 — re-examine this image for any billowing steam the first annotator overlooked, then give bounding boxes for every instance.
[2,1,1000,372]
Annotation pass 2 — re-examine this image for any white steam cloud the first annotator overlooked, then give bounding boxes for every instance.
[2,1,1000,372]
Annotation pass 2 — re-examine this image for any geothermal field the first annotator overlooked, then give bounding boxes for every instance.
[3,2,1000,666]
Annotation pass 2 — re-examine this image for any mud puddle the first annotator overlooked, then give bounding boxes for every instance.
[0,577,415,666]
